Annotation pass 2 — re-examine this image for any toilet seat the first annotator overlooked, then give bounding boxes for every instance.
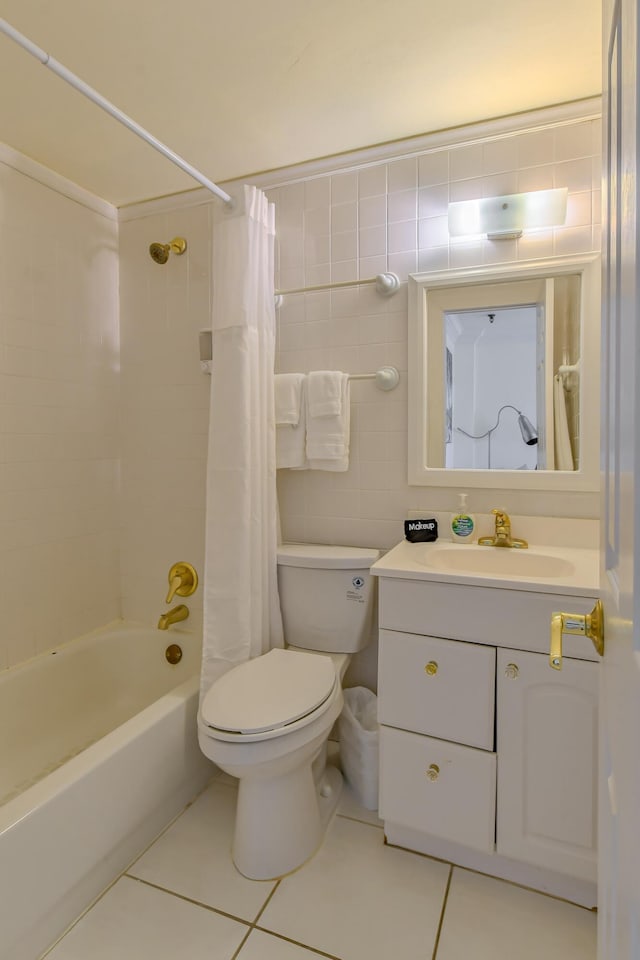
[201,648,338,742]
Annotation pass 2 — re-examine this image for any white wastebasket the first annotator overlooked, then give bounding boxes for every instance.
[338,686,379,810]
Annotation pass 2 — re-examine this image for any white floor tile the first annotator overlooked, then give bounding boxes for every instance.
[45,876,247,960]
[128,781,276,921]
[238,929,332,959]
[258,815,450,960]
[437,868,597,960]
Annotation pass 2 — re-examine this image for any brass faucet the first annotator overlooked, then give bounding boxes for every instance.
[158,604,190,630]
[166,562,198,603]
[478,509,528,549]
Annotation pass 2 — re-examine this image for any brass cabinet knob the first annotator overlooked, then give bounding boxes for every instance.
[424,661,438,676]
[426,764,440,781]
[504,663,519,679]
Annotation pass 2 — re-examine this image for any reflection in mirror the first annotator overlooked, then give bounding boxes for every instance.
[442,275,580,472]
[446,305,540,470]
[407,255,600,492]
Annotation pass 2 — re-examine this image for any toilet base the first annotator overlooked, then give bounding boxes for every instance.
[233,760,343,881]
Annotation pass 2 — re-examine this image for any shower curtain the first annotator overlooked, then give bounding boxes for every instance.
[553,374,574,471]
[200,185,284,702]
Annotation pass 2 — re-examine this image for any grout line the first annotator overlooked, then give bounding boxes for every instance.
[335,812,384,829]
[250,878,282,926]
[253,926,345,960]
[230,926,254,960]
[125,874,255,927]
[431,864,453,960]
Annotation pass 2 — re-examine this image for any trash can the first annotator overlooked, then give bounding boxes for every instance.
[338,686,379,810]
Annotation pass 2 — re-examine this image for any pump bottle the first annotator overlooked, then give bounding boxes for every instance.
[450,493,475,543]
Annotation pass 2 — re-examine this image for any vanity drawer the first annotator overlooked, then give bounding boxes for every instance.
[378,629,495,750]
[378,578,600,661]
[379,725,497,853]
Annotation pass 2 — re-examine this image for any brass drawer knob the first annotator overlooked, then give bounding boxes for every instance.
[504,663,519,679]
[426,763,440,781]
[424,661,438,676]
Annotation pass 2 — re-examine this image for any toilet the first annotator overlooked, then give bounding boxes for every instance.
[197,543,379,880]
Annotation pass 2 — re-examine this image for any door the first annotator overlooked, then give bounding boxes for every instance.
[496,649,598,886]
[599,0,640,956]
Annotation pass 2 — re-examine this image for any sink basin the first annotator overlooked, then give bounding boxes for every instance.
[416,546,576,579]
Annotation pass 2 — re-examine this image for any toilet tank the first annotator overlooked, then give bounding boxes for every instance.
[277,544,380,653]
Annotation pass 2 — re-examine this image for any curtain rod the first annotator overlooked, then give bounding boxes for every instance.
[0,17,233,206]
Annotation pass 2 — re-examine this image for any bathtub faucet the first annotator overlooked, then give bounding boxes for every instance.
[158,604,189,630]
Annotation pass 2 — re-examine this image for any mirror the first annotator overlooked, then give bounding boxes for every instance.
[408,254,600,491]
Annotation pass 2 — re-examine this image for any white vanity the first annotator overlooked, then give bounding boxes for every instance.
[371,526,600,908]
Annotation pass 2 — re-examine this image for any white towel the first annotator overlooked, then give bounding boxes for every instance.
[307,370,344,417]
[306,372,350,471]
[275,373,305,425]
[276,378,308,469]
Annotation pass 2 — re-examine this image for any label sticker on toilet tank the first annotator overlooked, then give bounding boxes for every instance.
[347,576,366,602]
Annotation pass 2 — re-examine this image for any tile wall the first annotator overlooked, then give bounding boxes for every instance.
[0,160,120,671]
[115,109,601,693]
[1,106,599,671]
[271,116,602,549]
[117,205,212,635]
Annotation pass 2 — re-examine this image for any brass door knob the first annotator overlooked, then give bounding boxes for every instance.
[424,661,438,676]
[426,764,440,781]
[550,600,604,670]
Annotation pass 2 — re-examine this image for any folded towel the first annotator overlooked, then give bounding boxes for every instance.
[275,373,305,426]
[307,370,344,417]
[277,378,308,469]
[306,373,350,471]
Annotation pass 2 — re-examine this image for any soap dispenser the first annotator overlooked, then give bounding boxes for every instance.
[450,493,475,543]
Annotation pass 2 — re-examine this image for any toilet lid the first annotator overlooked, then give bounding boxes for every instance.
[201,648,337,735]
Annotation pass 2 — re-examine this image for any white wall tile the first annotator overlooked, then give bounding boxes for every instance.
[0,164,120,669]
[359,225,387,259]
[388,190,417,223]
[418,151,449,187]
[359,195,387,229]
[358,165,387,199]
[387,158,417,193]
[554,121,594,162]
[331,172,358,204]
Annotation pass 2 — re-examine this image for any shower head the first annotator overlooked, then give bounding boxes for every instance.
[149,237,188,264]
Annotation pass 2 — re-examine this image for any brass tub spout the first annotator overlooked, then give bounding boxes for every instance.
[158,604,189,630]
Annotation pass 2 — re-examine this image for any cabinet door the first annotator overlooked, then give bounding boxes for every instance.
[496,649,598,882]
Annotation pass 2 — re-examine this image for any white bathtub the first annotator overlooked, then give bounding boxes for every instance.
[0,622,212,960]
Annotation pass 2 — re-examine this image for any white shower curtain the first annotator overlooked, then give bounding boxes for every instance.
[200,185,284,703]
[553,374,574,471]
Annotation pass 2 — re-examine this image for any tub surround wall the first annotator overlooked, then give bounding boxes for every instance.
[118,206,212,633]
[0,154,121,672]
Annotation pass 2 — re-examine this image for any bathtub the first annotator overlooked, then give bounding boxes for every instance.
[0,622,212,960]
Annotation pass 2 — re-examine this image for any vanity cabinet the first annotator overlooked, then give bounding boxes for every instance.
[376,576,599,906]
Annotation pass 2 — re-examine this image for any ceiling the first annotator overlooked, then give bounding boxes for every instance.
[0,1,602,207]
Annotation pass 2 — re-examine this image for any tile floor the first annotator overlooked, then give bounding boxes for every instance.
[44,766,597,960]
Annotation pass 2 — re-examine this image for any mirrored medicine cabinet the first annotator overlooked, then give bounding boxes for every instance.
[407,254,600,491]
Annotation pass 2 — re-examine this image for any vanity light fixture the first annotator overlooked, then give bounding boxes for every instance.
[448,188,568,241]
